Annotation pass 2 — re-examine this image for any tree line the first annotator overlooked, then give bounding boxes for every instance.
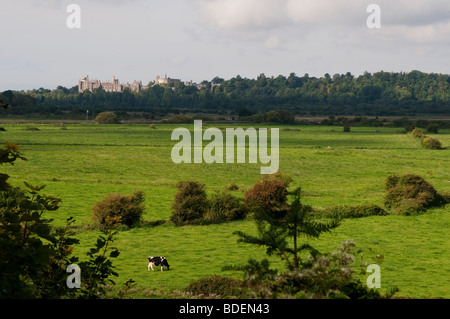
[1,70,450,118]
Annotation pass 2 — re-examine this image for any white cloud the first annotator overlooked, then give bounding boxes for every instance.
[285,0,365,25]
[196,0,450,29]
[195,0,289,30]
[195,0,450,46]
[195,0,371,29]
[379,0,450,25]
[377,21,450,44]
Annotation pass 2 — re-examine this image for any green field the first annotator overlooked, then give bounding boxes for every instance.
[1,122,449,298]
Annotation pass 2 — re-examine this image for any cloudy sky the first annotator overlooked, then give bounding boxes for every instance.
[1,0,450,91]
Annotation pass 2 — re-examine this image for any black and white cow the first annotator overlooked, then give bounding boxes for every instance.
[148,256,170,271]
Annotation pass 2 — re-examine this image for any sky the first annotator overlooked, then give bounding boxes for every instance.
[1,0,450,91]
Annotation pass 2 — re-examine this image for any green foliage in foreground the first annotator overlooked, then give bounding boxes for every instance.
[223,240,399,299]
[0,143,132,299]
[184,275,243,298]
[223,184,393,299]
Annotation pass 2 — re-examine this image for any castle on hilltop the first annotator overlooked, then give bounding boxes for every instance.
[78,75,147,93]
[154,74,181,85]
[78,75,220,93]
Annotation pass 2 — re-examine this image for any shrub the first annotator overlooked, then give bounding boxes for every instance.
[317,204,388,219]
[273,240,377,299]
[92,191,145,229]
[426,123,440,134]
[411,127,423,138]
[95,112,119,124]
[166,114,194,124]
[206,191,248,223]
[226,183,239,191]
[170,181,208,226]
[184,275,243,297]
[343,124,351,132]
[439,191,450,204]
[268,171,293,187]
[244,175,289,217]
[384,174,444,215]
[422,137,442,150]
[228,240,397,299]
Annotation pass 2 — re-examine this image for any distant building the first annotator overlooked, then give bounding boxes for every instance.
[154,74,181,86]
[154,75,221,91]
[78,75,148,93]
[79,74,220,93]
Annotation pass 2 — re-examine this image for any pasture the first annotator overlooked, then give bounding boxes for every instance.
[1,122,449,298]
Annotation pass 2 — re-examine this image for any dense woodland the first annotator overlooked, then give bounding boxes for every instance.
[2,70,450,118]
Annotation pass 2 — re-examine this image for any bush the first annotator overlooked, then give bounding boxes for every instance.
[92,191,145,229]
[384,174,444,215]
[439,191,450,204]
[411,127,423,138]
[185,275,243,297]
[317,204,388,219]
[426,123,440,134]
[273,241,379,299]
[268,171,293,187]
[228,240,397,299]
[206,191,248,223]
[170,181,208,226]
[166,114,194,124]
[244,175,289,217]
[226,183,239,191]
[95,112,119,124]
[422,137,442,150]
[343,124,351,132]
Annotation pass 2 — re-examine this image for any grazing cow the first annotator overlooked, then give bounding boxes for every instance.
[148,256,170,271]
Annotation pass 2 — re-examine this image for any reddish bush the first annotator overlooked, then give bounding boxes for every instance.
[244,175,289,218]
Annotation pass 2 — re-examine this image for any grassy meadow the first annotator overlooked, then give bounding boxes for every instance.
[0,122,449,298]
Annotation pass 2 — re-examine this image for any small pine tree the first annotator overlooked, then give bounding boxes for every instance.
[237,187,341,271]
